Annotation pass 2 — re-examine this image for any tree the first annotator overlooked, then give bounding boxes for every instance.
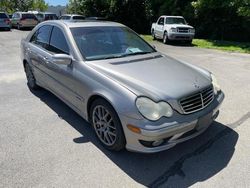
[0,0,48,12]
[33,0,48,11]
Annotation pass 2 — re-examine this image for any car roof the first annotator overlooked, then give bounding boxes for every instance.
[15,12,34,14]
[161,15,184,18]
[38,12,56,14]
[61,14,84,17]
[44,20,125,28]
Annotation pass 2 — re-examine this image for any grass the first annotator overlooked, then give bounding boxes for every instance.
[141,35,250,54]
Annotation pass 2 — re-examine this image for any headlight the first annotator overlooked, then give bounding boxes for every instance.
[135,97,173,121]
[170,28,177,33]
[211,74,221,93]
[189,28,195,33]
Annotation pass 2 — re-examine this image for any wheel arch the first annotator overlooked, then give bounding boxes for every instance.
[23,59,28,70]
[87,94,116,122]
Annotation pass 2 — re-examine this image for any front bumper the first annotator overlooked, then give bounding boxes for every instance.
[121,91,224,153]
[168,32,195,41]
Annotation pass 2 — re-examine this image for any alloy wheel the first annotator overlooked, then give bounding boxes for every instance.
[92,105,117,146]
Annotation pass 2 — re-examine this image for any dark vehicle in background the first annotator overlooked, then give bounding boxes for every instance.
[0,12,11,31]
[11,12,38,30]
[59,14,85,20]
[35,12,58,23]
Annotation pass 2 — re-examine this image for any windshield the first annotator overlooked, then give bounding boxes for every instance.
[71,26,155,61]
[166,18,186,25]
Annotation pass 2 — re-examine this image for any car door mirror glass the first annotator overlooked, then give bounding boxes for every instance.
[52,54,72,65]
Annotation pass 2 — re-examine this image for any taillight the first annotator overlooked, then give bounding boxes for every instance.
[4,19,10,24]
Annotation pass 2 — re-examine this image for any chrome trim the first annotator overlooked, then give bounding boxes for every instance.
[179,86,215,114]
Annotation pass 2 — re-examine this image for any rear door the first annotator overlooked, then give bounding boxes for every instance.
[28,25,53,87]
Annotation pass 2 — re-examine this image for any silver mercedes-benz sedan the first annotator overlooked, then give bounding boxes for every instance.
[21,20,224,153]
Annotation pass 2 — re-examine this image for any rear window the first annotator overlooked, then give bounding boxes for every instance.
[22,14,36,19]
[72,16,85,20]
[0,13,8,19]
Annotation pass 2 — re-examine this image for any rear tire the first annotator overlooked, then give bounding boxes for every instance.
[24,63,39,90]
[90,99,126,151]
[152,30,156,40]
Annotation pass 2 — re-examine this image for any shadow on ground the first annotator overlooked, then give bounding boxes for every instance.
[31,88,238,187]
[0,28,11,32]
[154,39,197,47]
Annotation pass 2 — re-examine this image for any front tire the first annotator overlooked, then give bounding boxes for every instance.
[90,99,126,151]
[24,63,39,90]
[163,31,168,44]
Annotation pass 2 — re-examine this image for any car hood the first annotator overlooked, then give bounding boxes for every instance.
[169,24,193,29]
[87,53,211,101]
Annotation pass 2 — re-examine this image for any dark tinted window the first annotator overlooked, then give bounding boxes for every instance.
[0,13,8,19]
[166,17,186,24]
[22,14,36,19]
[45,14,58,20]
[31,25,52,49]
[72,16,85,20]
[60,16,70,20]
[48,26,69,54]
[158,17,164,25]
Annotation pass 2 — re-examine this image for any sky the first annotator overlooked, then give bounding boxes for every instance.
[46,0,68,6]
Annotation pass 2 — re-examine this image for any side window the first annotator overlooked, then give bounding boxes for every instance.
[158,17,164,25]
[30,25,53,49]
[48,26,70,54]
[30,30,38,43]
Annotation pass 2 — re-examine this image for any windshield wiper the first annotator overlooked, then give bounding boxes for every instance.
[102,51,152,60]
[120,51,152,57]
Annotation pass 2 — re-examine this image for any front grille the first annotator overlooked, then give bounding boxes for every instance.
[177,27,189,33]
[179,86,214,114]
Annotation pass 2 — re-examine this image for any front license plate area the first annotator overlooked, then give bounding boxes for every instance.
[196,112,213,131]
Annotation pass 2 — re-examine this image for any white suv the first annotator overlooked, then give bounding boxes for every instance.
[151,15,195,44]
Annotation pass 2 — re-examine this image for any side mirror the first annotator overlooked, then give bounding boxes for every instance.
[52,54,72,66]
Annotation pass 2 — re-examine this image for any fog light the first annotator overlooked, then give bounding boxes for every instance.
[152,139,164,147]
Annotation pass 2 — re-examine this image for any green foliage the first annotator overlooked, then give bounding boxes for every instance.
[0,0,48,13]
[192,0,250,41]
[141,35,250,53]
